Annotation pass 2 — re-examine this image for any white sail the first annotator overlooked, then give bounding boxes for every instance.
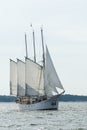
[44,46,64,97]
[25,58,44,96]
[10,59,17,95]
[38,68,45,95]
[17,59,25,96]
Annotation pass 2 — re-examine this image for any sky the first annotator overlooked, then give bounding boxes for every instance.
[0,0,87,95]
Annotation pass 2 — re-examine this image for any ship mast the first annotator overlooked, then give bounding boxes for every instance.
[33,30,36,62]
[30,24,36,62]
[41,27,46,96]
[41,27,45,67]
[25,33,28,58]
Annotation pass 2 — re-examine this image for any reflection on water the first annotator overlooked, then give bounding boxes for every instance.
[0,102,87,130]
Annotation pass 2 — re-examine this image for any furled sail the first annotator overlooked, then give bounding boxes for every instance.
[25,58,44,96]
[17,59,25,96]
[44,46,64,97]
[10,59,17,96]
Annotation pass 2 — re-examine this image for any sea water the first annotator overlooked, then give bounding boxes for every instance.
[0,102,87,130]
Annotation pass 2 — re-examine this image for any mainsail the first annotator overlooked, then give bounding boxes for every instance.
[25,58,45,96]
[10,59,17,95]
[17,59,25,96]
[44,46,64,97]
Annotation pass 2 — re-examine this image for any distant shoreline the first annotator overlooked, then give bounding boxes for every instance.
[59,94,87,102]
[0,94,87,102]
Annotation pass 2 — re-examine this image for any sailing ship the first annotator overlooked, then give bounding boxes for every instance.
[10,28,65,110]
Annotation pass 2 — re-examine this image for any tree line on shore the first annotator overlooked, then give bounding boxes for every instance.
[0,94,87,102]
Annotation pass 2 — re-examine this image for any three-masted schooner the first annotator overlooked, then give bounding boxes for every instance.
[10,28,65,110]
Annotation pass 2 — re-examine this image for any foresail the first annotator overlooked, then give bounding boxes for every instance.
[17,59,25,96]
[25,58,44,96]
[44,46,64,97]
[10,59,17,96]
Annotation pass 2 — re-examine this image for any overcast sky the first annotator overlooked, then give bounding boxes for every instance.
[0,0,87,95]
